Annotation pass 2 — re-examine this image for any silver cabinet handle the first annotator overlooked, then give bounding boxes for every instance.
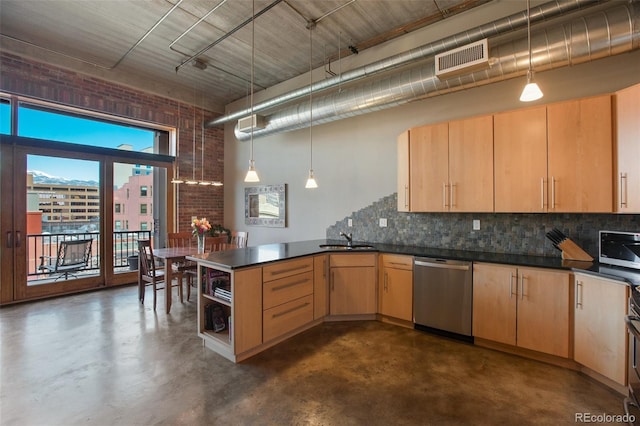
[540,178,546,210]
[272,302,310,319]
[442,182,448,208]
[621,172,628,208]
[5,231,11,249]
[575,280,583,309]
[450,182,456,208]
[384,272,388,292]
[520,275,525,300]
[404,185,409,209]
[551,176,556,210]
[414,260,469,271]
[510,273,516,299]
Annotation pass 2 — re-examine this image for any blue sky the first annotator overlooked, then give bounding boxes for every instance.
[1,104,155,181]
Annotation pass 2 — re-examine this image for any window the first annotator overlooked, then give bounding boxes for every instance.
[140,222,148,231]
[115,203,121,213]
[140,186,148,197]
[140,204,147,214]
[1,98,10,135]
[115,220,121,230]
[17,103,160,152]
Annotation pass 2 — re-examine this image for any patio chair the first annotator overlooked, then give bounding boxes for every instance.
[39,239,93,280]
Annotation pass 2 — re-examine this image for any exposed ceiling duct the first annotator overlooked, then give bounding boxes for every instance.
[210,0,599,129]
[233,1,639,141]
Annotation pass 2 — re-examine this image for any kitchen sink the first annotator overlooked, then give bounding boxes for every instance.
[319,244,376,250]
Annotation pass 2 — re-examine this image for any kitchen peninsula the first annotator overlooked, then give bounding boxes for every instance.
[188,239,637,395]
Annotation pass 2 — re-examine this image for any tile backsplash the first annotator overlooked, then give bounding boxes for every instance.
[327,193,640,258]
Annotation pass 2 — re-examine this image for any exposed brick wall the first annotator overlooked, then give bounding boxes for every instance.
[0,52,224,232]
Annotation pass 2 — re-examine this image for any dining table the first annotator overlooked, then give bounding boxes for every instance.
[151,246,203,314]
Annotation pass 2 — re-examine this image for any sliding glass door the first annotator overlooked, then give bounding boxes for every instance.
[0,96,174,303]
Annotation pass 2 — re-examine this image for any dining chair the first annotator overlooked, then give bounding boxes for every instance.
[207,235,231,252]
[138,239,183,310]
[167,232,196,301]
[230,231,248,248]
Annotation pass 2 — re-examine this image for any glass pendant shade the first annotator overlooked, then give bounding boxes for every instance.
[244,160,260,183]
[305,169,318,189]
[520,70,543,102]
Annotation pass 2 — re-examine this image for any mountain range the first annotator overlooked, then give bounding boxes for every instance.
[28,170,99,187]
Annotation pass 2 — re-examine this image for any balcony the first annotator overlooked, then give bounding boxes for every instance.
[26,230,151,282]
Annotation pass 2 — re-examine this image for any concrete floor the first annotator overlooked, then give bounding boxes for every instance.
[0,285,626,426]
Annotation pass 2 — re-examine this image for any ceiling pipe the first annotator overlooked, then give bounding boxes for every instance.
[234,1,639,141]
[209,0,599,127]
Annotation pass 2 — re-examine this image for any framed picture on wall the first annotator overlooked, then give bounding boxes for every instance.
[244,183,287,227]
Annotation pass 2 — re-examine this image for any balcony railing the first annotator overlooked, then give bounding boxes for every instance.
[26,230,152,278]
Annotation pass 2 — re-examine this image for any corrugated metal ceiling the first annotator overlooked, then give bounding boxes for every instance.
[0,0,491,112]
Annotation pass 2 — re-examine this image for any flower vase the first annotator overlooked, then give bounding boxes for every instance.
[197,233,205,253]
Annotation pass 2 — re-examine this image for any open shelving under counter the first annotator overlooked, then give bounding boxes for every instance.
[195,262,263,363]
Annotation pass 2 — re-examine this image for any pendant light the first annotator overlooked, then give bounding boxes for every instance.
[198,92,214,186]
[244,0,260,183]
[305,23,318,189]
[185,101,198,185]
[520,0,543,102]
[171,101,184,184]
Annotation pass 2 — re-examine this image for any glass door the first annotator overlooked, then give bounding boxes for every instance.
[20,150,104,299]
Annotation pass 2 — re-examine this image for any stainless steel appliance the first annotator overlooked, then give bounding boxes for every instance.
[624,286,640,424]
[413,257,473,341]
[600,231,640,270]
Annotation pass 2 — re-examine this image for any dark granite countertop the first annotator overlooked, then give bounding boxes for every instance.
[187,239,640,286]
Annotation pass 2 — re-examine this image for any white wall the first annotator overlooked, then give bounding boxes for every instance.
[223,2,640,246]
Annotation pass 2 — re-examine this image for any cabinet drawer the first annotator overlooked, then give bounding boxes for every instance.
[381,254,413,270]
[263,257,313,282]
[263,271,313,310]
[330,253,376,268]
[263,294,313,342]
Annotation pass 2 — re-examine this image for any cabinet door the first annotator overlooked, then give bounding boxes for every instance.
[516,268,570,357]
[494,106,548,212]
[547,95,613,212]
[615,83,640,213]
[409,123,449,212]
[381,267,413,321]
[233,267,263,354]
[330,267,376,315]
[472,263,517,345]
[313,255,328,319]
[574,273,628,386]
[397,130,410,212]
[448,115,494,212]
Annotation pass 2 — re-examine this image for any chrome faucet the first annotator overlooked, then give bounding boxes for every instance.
[339,231,353,246]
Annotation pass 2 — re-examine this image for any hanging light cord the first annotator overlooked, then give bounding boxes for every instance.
[527,0,532,73]
[250,0,255,163]
[309,26,313,171]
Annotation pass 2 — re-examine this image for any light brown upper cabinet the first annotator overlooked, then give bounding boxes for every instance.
[397,130,410,212]
[398,117,493,212]
[494,106,548,212]
[448,115,494,212]
[547,95,613,212]
[614,83,640,213]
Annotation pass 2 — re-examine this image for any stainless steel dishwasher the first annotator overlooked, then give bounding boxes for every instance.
[413,257,473,340]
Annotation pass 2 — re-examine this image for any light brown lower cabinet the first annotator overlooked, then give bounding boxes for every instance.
[379,254,413,322]
[329,253,376,315]
[262,257,315,343]
[472,263,570,358]
[573,272,629,386]
[313,254,329,319]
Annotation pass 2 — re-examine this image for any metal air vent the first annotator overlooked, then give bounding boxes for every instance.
[237,114,266,133]
[435,39,489,80]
